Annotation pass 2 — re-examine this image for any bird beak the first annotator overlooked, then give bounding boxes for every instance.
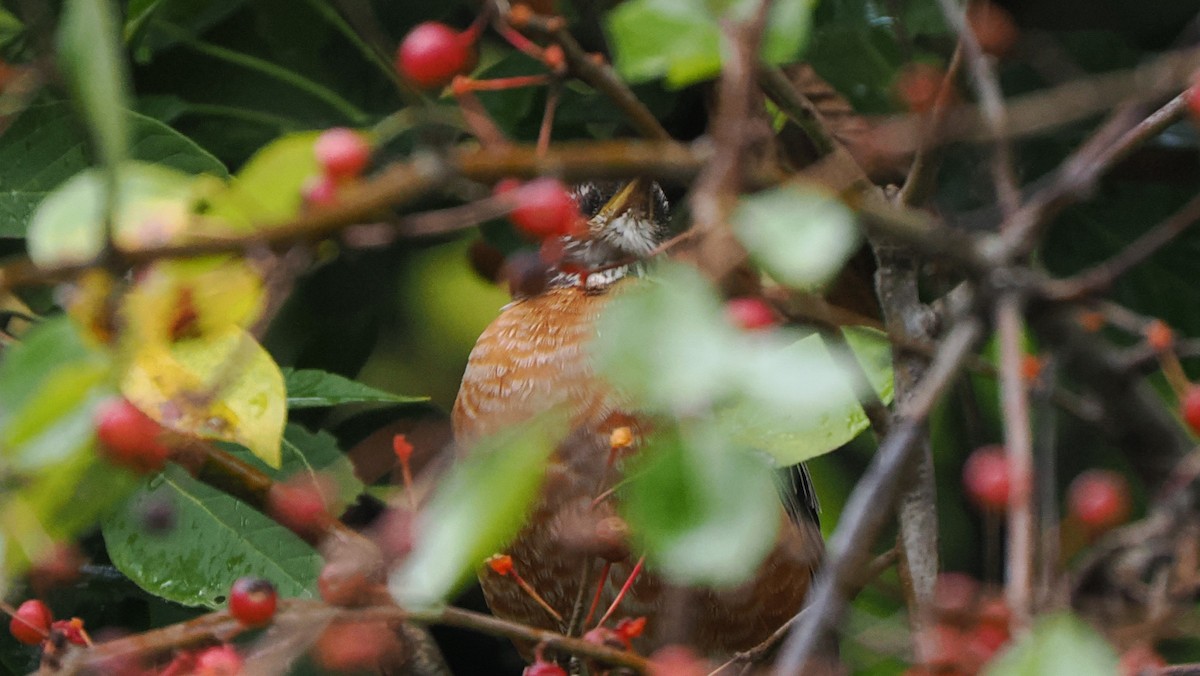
[593,178,654,223]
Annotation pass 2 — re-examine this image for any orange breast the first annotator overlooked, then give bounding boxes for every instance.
[452,282,821,655]
[453,286,623,444]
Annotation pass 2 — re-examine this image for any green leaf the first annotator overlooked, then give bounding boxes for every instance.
[623,425,780,586]
[26,162,199,267]
[57,0,131,170]
[220,424,364,512]
[204,131,323,229]
[594,264,892,465]
[607,0,818,87]
[984,613,1119,676]
[0,318,115,471]
[390,415,561,608]
[102,464,321,608]
[283,368,428,409]
[0,102,226,239]
[733,184,861,290]
[593,264,738,414]
[719,327,893,465]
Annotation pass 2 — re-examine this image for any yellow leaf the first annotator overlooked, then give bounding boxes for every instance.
[122,327,285,467]
[123,258,265,346]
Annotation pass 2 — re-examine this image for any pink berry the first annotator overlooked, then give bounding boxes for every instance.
[302,175,339,207]
[314,128,370,180]
[1068,469,1130,533]
[396,22,473,90]
[94,398,170,474]
[194,644,243,675]
[962,445,1011,511]
[725,297,776,330]
[9,599,52,645]
[509,178,581,240]
[1183,386,1200,435]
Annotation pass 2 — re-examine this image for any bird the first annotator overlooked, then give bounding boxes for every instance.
[452,179,824,657]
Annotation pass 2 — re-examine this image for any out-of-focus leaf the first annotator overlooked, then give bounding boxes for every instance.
[623,425,780,586]
[719,326,893,466]
[0,103,226,238]
[984,612,1119,675]
[3,458,139,574]
[283,368,428,409]
[733,184,860,290]
[0,315,137,574]
[593,264,889,463]
[122,327,286,467]
[205,132,323,229]
[57,0,130,170]
[102,464,321,608]
[390,415,562,608]
[122,258,265,346]
[593,265,737,414]
[0,318,115,471]
[608,0,818,87]
[26,162,202,267]
[125,0,247,59]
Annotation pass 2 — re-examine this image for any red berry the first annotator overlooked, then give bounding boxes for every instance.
[962,445,1012,511]
[302,175,339,207]
[725,297,776,331]
[1068,469,1130,533]
[895,63,946,113]
[267,477,332,538]
[314,621,399,671]
[932,572,979,619]
[396,22,473,90]
[94,398,170,474]
[966,2,1018,57]
[1119,643,1166,676]
[228,577,277,627]
[194,644,243,676]
[509,178,581,240]
[525,660,568,676]
[1184,386,1200,435]
[314,128,370,180]
[1186,78,1200,122]
[648,645,708,676]
[9,599,52,645]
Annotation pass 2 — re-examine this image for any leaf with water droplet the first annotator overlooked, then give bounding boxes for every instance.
[102,464,320,608]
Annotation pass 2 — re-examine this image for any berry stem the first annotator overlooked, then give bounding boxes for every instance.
[511,571,564,623]
[1158,349,1192,400]
[451,81,510,147]
[583,562,611,628]
[594,556,644,628]
[492,21,546,61]
[453,74,553,92]
[537,82,561,157]
[398,456,417,512]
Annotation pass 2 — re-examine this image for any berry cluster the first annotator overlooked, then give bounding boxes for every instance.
[8,599,90,649]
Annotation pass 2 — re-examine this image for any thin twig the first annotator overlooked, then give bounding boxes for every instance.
[62,600,650,674]
[1000,92,1190,258]
[1045,193,1200,301]
[517,14,672,141]
[772,317,985,675]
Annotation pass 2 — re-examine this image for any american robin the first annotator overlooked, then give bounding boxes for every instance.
[453,179,824,656]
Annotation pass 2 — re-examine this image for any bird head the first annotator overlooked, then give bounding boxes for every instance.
[553,179,670,290]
